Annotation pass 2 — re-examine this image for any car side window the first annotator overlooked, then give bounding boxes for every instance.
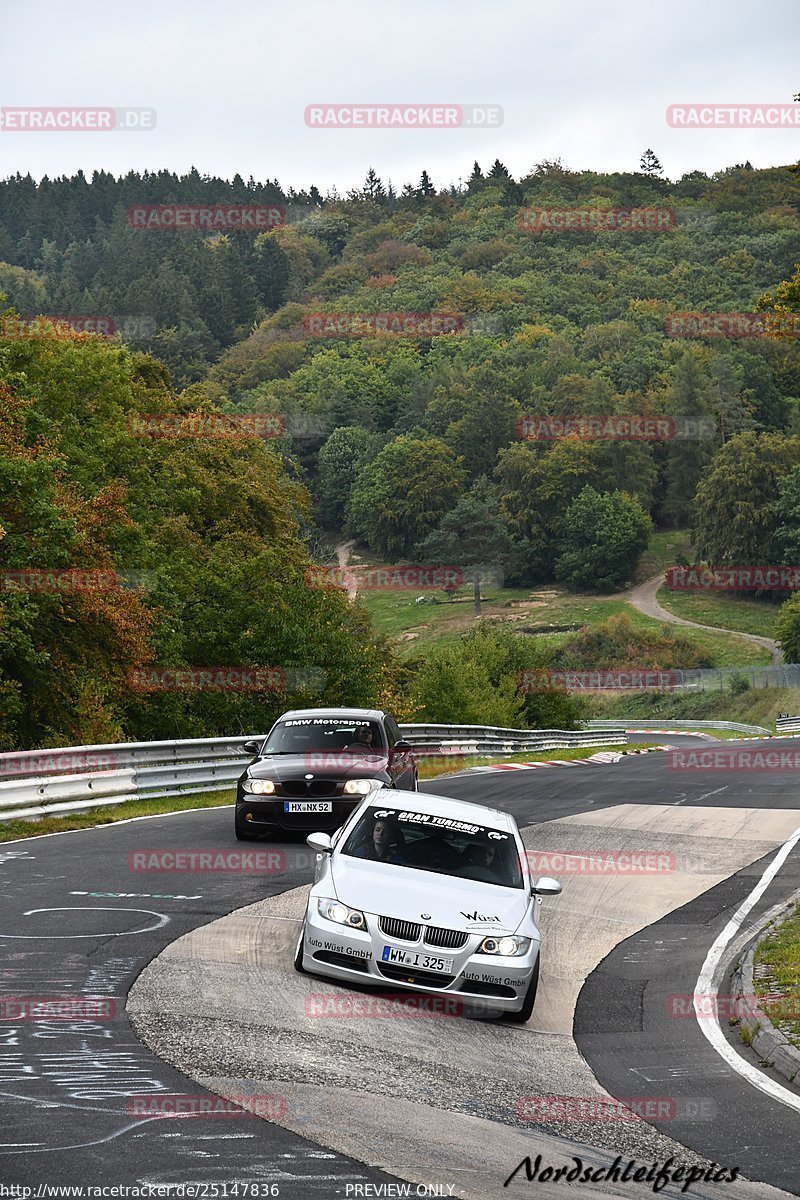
[384,715,400,748]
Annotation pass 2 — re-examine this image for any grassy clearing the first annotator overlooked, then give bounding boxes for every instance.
[656,586,782,640]
[0,788,236,843]
[361,586,772,667]
[635,529,693,583]
[753,903,800,1049]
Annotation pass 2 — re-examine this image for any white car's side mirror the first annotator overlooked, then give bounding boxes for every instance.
[532,876,562,895]
[307,832,333,854]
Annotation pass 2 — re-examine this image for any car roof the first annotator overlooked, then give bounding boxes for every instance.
[276,707,387,721]
[368,787,517,833]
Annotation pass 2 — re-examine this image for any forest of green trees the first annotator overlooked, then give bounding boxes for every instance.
[2,159,800,748]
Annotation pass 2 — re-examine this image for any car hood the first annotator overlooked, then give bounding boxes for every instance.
[247,753,390,782]
[330,856,529,935]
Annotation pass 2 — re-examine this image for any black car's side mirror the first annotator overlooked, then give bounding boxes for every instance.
[242,738,262,757]
[393,740,413,752]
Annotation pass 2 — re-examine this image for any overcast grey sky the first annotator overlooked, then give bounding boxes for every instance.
[1,0,797,191]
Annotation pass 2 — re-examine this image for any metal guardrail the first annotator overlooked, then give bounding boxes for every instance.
[776,716,800,733]
[401,723,627,753]
[587,718,772,735]
[0,724,628,822]
[659,666,799,691]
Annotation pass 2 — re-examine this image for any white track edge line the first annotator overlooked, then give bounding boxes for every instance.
[694,822,800,1112]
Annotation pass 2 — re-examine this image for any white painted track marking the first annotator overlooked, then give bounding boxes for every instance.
[694,822,800,1112]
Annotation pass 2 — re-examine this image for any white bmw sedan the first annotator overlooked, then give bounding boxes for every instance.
[294,788,561,1022]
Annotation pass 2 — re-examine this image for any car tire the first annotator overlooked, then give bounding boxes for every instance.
[234,810,257,841]
[502,957,539,1024]
[293,921,307,974]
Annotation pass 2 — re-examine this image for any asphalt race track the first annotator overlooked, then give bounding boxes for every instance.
[2,739,800,1198]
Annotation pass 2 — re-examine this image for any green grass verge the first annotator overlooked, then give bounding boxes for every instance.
[753,902,800,1049]
[597,686,800,731]
[656,586,782,640]
[0,788,236,843]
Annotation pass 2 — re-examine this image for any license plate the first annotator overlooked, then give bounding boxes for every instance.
[381,946,453,972]
[283,801,333,813]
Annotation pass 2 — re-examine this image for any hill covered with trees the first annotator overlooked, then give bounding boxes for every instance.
[2,159,800,746]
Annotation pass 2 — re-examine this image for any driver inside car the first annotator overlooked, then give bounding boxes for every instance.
[352,815,406,864]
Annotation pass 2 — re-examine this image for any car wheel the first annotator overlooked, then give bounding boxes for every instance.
[293,921,307,974]
[502,957,539,1024]
[234,810,257,841]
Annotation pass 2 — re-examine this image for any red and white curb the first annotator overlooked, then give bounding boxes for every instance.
[621,728,774,742]
[461,747,674,774]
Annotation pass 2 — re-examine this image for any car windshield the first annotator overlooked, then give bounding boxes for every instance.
[262,717,385,755]
[341,805,524,888]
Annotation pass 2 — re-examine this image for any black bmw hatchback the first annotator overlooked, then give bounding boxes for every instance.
[234,707,418,840]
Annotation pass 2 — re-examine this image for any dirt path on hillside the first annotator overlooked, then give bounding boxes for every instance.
[623,573,782,663]
[335,539,358,600]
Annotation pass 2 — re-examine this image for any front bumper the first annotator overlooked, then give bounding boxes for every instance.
[236,794,362,833]
[301,901,538,1015]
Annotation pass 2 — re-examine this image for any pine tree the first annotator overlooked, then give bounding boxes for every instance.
[467,161,484,192]
[418,170,435,198]
[363,167,386,202]
[639,148,663,176]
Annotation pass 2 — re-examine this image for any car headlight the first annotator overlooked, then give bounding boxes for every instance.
[242,778,275,795]
[343,778,382,795]
[477,935,531,957]
[317,897,366,930]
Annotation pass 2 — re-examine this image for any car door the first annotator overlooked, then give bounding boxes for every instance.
[384,713,415,790]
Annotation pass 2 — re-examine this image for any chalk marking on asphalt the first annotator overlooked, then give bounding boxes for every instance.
[0,1115,175,1154]
[674,785,728,807]
[0,907,170,938]
[694,821,800,1112]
